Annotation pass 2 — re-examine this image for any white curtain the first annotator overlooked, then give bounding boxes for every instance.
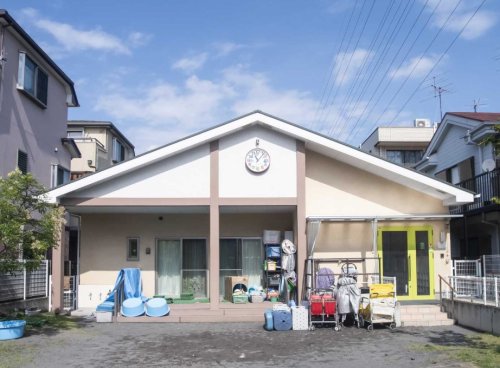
[242,239,263,288]
[157,239,181,298]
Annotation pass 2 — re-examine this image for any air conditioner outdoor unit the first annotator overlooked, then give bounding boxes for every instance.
[414,118,431,128]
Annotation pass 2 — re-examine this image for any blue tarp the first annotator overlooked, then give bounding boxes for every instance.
[105,268,144,303]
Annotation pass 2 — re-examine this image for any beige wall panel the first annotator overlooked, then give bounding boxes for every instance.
[220,213,294,237]
[305,150,446,216]
[79,214,209,297]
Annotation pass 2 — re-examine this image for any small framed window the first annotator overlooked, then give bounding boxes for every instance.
[112,138,126,163]
[127,237,140,261]
[51,164,70,188]
[17,52,48,106]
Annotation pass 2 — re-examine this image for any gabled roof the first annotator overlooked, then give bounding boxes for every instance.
[415,112,500,170]
[47,111,473,206]
[0,10,78,107]
[448,112,500,122]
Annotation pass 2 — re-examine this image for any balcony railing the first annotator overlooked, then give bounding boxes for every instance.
[450,168,500,214]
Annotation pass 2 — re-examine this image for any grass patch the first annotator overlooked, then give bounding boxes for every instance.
[1,312,80,334]
[0,343,34,368]
[413,333,500,368]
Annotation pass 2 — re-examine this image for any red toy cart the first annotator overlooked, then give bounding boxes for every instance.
[308,289,339,331]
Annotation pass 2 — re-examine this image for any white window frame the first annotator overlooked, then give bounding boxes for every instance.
[51,164,70,188]
[17,52,49,107]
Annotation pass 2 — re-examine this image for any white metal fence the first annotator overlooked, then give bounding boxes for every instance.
[483,254,500,276]
[452,259,481,277]
[448,276,499,307]
[0,260,49,302]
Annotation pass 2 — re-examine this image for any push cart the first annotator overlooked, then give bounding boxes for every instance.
[358,283,397,331]
[308,288,340,331]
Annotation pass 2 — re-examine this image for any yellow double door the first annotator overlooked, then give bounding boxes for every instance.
[378,226,434,300]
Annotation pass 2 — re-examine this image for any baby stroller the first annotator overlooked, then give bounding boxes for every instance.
[336,263,361,328]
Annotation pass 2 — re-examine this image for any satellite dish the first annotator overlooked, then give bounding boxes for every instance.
[482,159,496,172]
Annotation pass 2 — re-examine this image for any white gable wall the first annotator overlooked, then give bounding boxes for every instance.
[72,144,210,198]
[219,125,297,198]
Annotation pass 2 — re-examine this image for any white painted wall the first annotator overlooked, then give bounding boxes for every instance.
[219,125,297,198]
[73,144,210,198]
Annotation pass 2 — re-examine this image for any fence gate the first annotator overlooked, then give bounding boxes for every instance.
[452,259,482,297]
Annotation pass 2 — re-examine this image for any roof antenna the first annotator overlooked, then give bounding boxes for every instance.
[431,76,448,121]
[472,98,486,113]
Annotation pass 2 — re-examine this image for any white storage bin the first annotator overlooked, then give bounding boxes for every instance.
[96,311,112,323]
[263,230,281,244]
[292,306,308,330]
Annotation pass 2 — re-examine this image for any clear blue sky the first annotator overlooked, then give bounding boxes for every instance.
[3,1,499,153]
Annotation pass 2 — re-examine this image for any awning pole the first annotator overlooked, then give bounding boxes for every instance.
[371,218,378,255]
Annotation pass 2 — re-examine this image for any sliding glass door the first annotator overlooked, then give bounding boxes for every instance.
[219,238,262,296]
[156,239,207,298]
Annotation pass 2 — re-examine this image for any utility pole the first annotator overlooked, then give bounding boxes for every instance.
[431,76,448,120]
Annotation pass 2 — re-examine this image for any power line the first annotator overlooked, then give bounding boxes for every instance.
[386,0,487,126]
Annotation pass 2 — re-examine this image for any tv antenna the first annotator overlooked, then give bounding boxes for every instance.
[431,76,448,120]
[473,98,486,113]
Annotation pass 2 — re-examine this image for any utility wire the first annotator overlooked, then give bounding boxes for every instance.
[311,0,358,132]
[386,0,487,127]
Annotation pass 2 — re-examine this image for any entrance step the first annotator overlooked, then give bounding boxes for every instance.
[399,304,454,327]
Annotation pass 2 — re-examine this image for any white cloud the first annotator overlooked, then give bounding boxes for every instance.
[128,32,153,47]
[172,53,209,73]
[213,42,245,57]
[423,0,496,40]
[389,55,443,79]
[21,8,130,54]
[333,49,373,86]
[94,65,323,153]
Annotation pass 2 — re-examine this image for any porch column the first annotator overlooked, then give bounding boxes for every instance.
[209,141,220,309]
[296,140,307,301]
[51,220,66,313]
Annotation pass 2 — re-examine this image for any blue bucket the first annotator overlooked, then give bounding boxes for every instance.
[0,320,26,340]
[145,298,170,317]
[121,297,145,317]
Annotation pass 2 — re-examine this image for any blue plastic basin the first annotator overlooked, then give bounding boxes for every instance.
[145,298,170,317]
[121,297,145,317]
[0,320,26,340]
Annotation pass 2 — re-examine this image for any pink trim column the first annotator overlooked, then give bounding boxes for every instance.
[296,140,307,301]
[51,221,66,313]
[209,141,220,309]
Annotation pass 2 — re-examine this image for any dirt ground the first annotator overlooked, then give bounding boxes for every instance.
[2,318,478,368]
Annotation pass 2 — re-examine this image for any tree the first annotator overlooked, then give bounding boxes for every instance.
[0,170,65,273]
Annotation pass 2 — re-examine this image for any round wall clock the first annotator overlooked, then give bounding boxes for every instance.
[245,147,270,173]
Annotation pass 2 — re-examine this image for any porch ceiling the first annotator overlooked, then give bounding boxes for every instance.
[65,205,210,214]
[219,205,295,214]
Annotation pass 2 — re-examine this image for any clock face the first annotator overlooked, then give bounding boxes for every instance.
[245,148,270,173]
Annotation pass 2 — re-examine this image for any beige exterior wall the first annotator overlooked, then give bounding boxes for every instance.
[79,212,294,303]
[71,141,99,172]
[313,220,451,292]
[305,150,446,216]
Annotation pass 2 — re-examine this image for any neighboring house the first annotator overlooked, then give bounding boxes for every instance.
[47,111,472,315]
[67,121,135,180]
[0,10,79,188]
[360,119,436,167]
[415,112,500,258]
